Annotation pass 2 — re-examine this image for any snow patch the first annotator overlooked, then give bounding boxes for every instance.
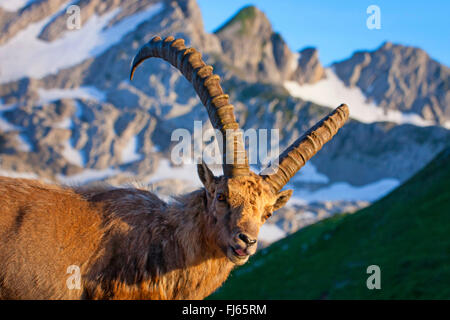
[54,117,72,129]
[57,167,120,185]
[286,196,308,207]
[0,3,163,83]
[121,135,142,164]
[284,68,435,127]
[292,162,329,184]
[148,159,202,186]
[259,223,286,243]
[0,0,35,11]
[290,178,400,203]
[38,87,106,104]
[148,158,225,186]
[61,140,85,167]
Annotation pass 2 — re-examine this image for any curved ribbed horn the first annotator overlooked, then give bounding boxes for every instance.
[130,36,249,177]
[261,104,349,193]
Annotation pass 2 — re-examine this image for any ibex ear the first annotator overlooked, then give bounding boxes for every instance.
[198,161,216,195]
[273,189,293,211]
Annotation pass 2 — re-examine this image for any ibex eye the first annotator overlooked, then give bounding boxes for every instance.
[216,193,226,202]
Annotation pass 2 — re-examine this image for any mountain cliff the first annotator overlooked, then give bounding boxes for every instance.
[333,42,450,126]
[214,5,324,84]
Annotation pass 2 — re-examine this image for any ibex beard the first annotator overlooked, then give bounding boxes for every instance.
[0,36,349,300]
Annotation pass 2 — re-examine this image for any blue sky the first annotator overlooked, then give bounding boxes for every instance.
[197,0,450,67]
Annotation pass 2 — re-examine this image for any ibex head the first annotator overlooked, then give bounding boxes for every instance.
[130,36,349,265]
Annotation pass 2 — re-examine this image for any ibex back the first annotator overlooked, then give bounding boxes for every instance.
[0,36,349,300]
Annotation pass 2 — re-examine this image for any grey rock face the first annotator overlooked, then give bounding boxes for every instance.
[292,47,325,84]
[223,79,450,186]
[214,5,323,85]
[38,0,155,42]
[0,0,68,45]
[311,120,450,186]
[333,42,450,125]
[0,0,228,183]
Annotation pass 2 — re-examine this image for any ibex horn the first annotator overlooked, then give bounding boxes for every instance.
[261,104,349,193]
[130,36,249,178]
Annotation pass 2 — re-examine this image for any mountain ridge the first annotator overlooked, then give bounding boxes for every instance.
[333,41,450,126]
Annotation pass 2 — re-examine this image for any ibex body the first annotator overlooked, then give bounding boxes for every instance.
[0,176,262,299]
[0,36,349,300]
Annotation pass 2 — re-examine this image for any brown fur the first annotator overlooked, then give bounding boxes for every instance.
[0,36,346,300]
[0,164,291,300]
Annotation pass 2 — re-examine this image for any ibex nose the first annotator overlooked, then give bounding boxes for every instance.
[238,233,257,247]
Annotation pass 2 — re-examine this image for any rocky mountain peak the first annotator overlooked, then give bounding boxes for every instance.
[380,41,393,50]
[213,5,322,85]
[292,47,325,85]
[172,0,207,41]
[215,5,271,37]
[333,42,450,125]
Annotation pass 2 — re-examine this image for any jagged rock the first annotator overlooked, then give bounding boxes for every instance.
[214,5,306,84]
[38,0,158,42]
[0,0,68,45]
[309,118,450,186]
[292,47,325,84]
[225,78,450,185]
[333,42,450,125]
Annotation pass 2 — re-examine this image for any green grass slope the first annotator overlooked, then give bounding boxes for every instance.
[209,147,450,299]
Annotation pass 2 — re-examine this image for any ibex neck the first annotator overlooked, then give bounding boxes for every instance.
[85,187,233,299]
[158,189,234,298]
[164,189,223,264]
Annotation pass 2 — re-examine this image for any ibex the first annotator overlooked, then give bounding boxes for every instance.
[0,36,349,300]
